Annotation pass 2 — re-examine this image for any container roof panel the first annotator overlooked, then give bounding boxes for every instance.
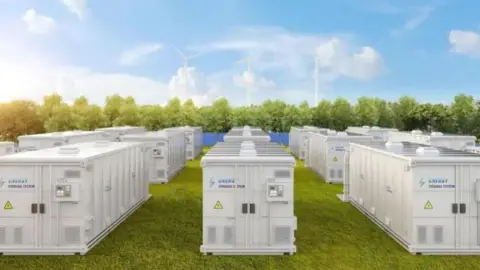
[354,141,480,157]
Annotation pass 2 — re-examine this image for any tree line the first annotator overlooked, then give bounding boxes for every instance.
[0,93,478,142]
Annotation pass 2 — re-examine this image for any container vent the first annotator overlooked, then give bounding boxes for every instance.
[65,226,81,244]
[53,141,63,146]
[417,226,427,244]
[337,132,348,136]
[157,170,165,178]
[186,151,193,157]
[5,147,12,153]
[242,131,252,136]
[430,132,443,136]
[65,170,81,178]
[94,141,112,147]
[13,226,22,244]
[385,141,403,150]
[0,226,5,244]
[416,147,440,157]
[434,226,443,244]
[239,149,257,156]
[337,169,343,178]
[274,226,291,245]
[223,226,235,245]
[327,130,337,136]
[207,226,216,244]
[274,170,291,178]
[411,130,422,135]
[329,169,335,179]
[57,146,80,155]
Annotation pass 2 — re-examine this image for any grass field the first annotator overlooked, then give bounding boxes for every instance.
[2,148,480,269]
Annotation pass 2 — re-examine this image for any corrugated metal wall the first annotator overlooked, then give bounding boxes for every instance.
[202,132,289,146]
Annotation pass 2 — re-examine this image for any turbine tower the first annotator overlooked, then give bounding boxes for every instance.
[236,56,253,106]
[171,45,204,98]
[314,55,319,106]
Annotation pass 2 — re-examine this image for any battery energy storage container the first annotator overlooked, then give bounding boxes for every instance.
[346,126,398,141]
[223,129,271,143]
[0,141,151,255]
[164,126,203,160]
[120,131,186,183]
[200,141,297,255]
[306,131,373,184]
[18,131,105,152]
[346,140,480,255]
[288,126,329,160]
[95,126,147,142]
[0,142,15,156]
[388,130,476,151]
[231,126,263,131]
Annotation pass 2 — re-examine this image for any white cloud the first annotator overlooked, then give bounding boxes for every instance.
[448,30,480,58]
[197,26,383,81]
[119,43,163,66]
[233,71,276,89]
[60,0,87,19]
[22,9,55,35]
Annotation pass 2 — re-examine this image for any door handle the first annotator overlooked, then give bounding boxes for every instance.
[39,203,45,214]
[242,203,248,214]
[459,203,466,214]
[249,203,256,214]
[31,203,38,214]
[452,203,458,214]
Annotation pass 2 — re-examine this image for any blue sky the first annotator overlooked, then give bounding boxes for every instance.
[0,0,479,106]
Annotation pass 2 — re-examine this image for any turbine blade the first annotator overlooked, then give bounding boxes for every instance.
[171,44,187,59]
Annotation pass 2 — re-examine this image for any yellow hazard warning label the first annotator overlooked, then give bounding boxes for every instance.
[333,156,338,162]
[424,200,433,210]
[4,201,13,210]
[213,201,223,209]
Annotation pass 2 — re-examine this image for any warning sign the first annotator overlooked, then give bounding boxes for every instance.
[4,201,13,210]
[213,201,223,209]
[424,200,433,210]
[333,156,338,162]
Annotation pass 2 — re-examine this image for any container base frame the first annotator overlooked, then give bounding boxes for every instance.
[200,246,296,256]
[336,194,349,202]
[349,198,480,255]
[0,194,153,256]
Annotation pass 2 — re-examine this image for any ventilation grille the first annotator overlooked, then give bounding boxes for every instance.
[13,227,22,244]
[274,226,291,245]
[417,226,427,244]
[157,142,165,146]
[223,226,235,245]
[0,226,5,244]
[434,226,443,244]
[65,226,81,244]
[65,170,81,178]
[186,151,193,157]
[337,169,343,178]
[274,170,290,178]
[207,226,216,244]
[329,169,335,179]
[157,170,165,178]
[5,147,12,153]
[53,141,63,146]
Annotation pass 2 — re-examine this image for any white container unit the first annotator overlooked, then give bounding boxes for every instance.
[0,142,15,155]
[0,141,151,255]
[231,126,263,131]
[164,126,203,160]
[288,126,329,160]
[17,131,105,152]
[200,141,297,255]
[346,126,398,141]
[306,131,373,184]
[95,126,147,142]
[223,130,271,143]
[388,130,476,151]
[120,131,186,183]
[345,140,480,255]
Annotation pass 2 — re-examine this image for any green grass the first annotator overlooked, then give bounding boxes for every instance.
[2,148,480,269]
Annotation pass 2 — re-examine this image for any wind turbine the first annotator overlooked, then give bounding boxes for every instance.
[236,56,253,106]
[171,45,205,97]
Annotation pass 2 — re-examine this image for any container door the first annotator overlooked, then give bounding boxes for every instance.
[246,165,268,248]
[0,165,39,248]
[457,165,476,249]
[234,165,248,249]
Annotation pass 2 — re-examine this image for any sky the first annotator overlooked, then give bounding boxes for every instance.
[0,0,480,106]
